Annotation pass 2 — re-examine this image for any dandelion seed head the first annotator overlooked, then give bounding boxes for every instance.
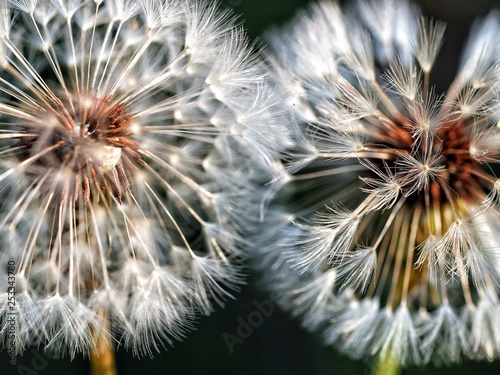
[0,0,287,357]
[257,0,500,366]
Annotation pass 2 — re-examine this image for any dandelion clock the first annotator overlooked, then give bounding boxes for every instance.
[255,0,500,372]
[0,0,287,371]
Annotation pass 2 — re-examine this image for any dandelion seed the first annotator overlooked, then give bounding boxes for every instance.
[0,0,286,361]
[256,0,500,366]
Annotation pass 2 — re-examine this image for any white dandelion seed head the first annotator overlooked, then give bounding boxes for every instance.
[256,0,500,366]
[0,0,288,357]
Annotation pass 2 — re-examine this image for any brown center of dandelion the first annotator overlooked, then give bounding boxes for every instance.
[382,115,484,208]
[16,94,142,205]
[438,120,476,196]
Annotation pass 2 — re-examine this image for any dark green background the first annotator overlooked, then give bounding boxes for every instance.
[3,0,500,374]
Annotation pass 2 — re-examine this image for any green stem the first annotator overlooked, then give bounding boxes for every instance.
[372,351,401,375]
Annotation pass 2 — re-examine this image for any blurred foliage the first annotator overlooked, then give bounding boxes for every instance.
[222,0,313,38]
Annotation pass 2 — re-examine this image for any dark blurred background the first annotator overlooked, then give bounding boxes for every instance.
[4,0,500,374]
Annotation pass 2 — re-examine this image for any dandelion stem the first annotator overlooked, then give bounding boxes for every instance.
[90,313,117,375]
[372,350,401,375]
